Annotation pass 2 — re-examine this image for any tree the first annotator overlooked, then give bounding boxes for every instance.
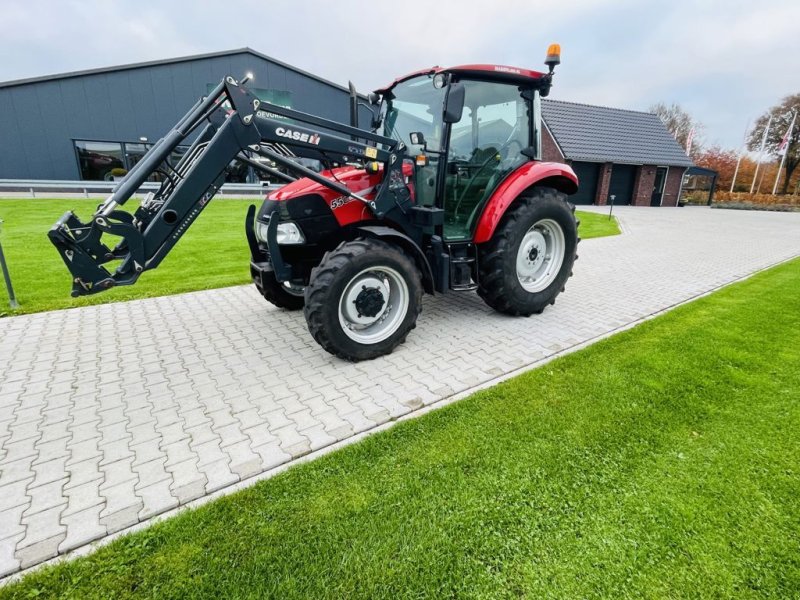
[747,94,800,194]
[695,146,747,191]
[650,102,703,157]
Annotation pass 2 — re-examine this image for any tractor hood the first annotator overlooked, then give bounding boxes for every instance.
[264,163,414,227]
[267,165,382,202]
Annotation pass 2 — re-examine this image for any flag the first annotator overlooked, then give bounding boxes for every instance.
[685,127,695,155]
[777,113,796,156]
[751,115,773,193]
[772,112,796,194]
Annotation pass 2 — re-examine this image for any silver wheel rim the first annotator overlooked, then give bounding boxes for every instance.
[516,218,565,292]
[283,282,305,297]
[338,266,409,344]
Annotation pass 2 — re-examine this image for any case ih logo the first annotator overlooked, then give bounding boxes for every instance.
[275,127,320,145]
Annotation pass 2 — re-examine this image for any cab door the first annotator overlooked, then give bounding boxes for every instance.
[443,80,531,240]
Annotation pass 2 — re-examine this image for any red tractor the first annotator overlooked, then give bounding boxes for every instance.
[50,45,579,361]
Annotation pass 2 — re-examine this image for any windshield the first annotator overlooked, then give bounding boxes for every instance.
[380,75,446,154]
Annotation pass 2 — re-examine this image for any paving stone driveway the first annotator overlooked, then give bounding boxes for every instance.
[1,206,799,577]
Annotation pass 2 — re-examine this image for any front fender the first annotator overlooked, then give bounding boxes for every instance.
[473,161,578,244]
[356,226,435,294]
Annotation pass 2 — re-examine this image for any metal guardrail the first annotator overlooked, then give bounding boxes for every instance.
[0,179,282,197]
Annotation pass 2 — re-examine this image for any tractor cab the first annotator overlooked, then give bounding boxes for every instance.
[374,52,558,241]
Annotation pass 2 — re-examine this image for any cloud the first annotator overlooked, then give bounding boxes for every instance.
[1,0,798,149]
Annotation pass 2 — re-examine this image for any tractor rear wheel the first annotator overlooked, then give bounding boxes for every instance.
[477,187,578,316]
[253,269,305,310]
[304,238,422,361]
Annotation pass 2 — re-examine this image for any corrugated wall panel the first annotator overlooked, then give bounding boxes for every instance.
[0,51,359,180]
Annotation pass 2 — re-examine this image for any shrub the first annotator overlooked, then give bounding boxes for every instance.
[711,201,800,212]
[713,190,800,206]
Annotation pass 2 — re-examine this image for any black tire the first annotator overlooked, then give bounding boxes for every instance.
[253,268,305,310]
[477,187,578,316]
[304,238,422,361]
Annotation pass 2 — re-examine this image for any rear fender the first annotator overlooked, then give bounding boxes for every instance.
[473,162,578,243]
[356,226,435,294]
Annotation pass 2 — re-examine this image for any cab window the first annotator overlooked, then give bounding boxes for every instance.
[444,80,530,240]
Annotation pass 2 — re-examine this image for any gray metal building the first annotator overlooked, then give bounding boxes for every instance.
[0,48,364,181]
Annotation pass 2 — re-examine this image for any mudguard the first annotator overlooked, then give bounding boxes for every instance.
[356,225,435,294]
[472,161,578,244]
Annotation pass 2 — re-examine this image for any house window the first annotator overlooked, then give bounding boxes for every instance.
[74,141,124,181]
[74,138,281,184]
[124,143,149,171]
[74,140,197,182]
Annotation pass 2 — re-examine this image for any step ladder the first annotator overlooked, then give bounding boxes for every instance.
[447,242,479,291]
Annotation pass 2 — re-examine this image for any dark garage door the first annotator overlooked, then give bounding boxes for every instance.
[570,162,600,205]
[608,164,637,205]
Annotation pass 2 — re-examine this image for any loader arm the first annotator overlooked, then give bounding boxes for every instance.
[49,74,406,297]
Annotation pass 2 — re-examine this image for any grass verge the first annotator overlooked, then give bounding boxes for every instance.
[575,208,621,239]
[3,258,798,598]
[0,198,252,316]
[0,198,618,317]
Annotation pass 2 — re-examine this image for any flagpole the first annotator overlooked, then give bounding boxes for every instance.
[730,119,750,193]
[772,111,796,195]
[751,115,773,194]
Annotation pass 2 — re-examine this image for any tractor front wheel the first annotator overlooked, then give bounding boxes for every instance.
[304,238,422,361]
[478,187,578,316]
[253,268,306,310]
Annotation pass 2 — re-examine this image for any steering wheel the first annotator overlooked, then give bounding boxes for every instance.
[450,145,500,221]
[452,139,523,224]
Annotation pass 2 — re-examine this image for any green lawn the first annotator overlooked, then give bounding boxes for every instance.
[0,198,253,316]
[576,208,621,239]
[0,198,617,317]
[3,258,798,599]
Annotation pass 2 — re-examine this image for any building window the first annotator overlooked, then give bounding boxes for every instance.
[74,141,125,181]
[124,143,149,171]
[74,138,295,184]
[74,140,195,182]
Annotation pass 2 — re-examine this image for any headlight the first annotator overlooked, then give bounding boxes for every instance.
[254,219,306,245]
[254,220,271,243]
[277,221,306,244]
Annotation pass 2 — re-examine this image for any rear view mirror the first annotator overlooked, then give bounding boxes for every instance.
[443,83,465,124]
[409,132,426,146]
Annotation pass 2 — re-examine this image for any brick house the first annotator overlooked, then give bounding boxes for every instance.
[541,100,694,206]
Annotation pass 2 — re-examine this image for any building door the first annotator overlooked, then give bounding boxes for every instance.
[608,164,637,205]
[651,167,668,206]
[569,162,600,205]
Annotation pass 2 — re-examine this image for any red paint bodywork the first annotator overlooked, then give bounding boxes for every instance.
[268,160,576,245]
[472,162,578,244]
[267,163,414,227]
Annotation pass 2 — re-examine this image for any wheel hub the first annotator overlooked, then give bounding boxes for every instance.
[527,244,541,265]
[354,285,385,318]
[519,230,547,273]
[515,219,565,293]
[341,274,390,326]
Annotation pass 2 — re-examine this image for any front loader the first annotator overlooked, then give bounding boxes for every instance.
[50,44,580,361]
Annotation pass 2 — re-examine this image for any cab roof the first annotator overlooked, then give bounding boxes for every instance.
[375,64,546,94]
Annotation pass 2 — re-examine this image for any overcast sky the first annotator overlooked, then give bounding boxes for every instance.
[2,0,798,150]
